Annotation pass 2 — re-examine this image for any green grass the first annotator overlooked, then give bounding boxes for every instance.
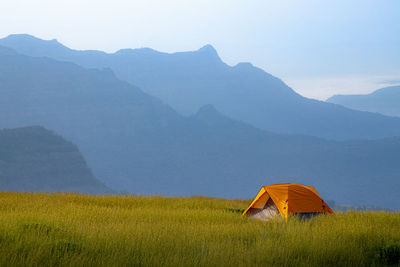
[0,193,399,266]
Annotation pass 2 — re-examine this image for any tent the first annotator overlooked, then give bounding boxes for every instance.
[242,183,334,220]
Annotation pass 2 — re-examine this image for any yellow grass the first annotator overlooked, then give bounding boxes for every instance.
[0,192,399,266]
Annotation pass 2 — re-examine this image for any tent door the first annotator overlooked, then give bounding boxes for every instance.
[250,198,280,220]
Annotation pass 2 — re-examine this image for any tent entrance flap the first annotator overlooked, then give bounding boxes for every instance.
[249,198,280,220]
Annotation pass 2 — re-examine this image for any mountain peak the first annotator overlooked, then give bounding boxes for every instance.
[197,104,219,115]
[198,44,216,52]
[2,34,59,45]
[4,33,40,41]
[235,62,254,68]
[194,104,232,126]
[0,34,69,56]
[196,44,220,59]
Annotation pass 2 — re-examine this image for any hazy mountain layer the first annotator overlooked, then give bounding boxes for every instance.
[1,34,400,140]
[327,86,400,117]
[0,126,110,193]
[0,48,400,208]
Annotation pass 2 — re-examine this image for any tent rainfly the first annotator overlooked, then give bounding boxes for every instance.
[242,183,334,220]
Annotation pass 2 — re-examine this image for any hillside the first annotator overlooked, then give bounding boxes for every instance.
[1,34,400,140]
[1,48,400,208]
[327,86,400,117]
[0,193,399,266]
[0,126,110,193]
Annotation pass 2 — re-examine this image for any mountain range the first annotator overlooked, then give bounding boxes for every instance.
[0,44,399,208]
[1,34,400,140]
[0,126,110,193]
[327,86,400,118]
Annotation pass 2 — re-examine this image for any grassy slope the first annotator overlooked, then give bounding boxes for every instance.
[0,193,399,266]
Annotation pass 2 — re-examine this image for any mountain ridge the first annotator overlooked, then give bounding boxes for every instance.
[2,34,400,140]
[327,86,400,117]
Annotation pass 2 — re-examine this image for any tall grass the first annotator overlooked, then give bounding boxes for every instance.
[0,192,399,266]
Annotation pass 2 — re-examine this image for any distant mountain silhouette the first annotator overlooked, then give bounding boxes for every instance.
[0,49,400,208]
[0,126,110,193]
[327,86,400,117]
[2,34,400,140]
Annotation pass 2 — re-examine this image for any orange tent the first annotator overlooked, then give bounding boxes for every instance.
[242,183,334,220]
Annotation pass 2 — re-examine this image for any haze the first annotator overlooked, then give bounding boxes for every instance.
[1,0,399,99]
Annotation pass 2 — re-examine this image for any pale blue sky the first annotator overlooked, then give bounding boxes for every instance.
[1,0,399,99]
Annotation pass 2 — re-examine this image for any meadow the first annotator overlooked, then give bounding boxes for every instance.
[0,193,399,266]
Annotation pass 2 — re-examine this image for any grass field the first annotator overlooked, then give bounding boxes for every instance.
[0,193,399,266]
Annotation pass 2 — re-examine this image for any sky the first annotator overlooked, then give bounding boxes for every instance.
[0,0,399,100]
